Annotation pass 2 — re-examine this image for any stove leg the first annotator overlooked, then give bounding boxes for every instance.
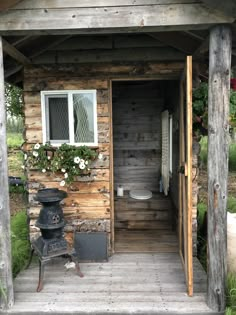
[37,260,45,292]
[69,254,84,278]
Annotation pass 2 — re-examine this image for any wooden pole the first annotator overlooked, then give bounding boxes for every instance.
[0,36,14,310]
[207,25,232,312]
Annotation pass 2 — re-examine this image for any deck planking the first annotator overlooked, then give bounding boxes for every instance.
[3,253,218,315]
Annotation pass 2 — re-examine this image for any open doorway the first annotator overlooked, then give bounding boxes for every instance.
[112,80,179,253]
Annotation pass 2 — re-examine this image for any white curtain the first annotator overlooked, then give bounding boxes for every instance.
[161,110,169,196]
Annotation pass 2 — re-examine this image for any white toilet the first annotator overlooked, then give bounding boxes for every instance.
[129,189,152,200]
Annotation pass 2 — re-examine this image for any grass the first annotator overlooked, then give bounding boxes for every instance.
[7,132,25,179]
[11,210,30,278]
[7,132,24,149]
[199,136,236,172]
[226,273,236,315]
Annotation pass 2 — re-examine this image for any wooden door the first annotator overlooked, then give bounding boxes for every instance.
[178,56,193,296]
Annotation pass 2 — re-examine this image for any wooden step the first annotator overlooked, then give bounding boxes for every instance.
[115,209,170,221]
[115,220,172,230]
[115,229,178,253]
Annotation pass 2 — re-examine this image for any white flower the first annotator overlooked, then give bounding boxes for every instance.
[42,169,46,173]
[61,168,66,173]
[74,157,80,164]
[24,154,27,160]
[98,153,103,160]
[34,143,40,150]
[73,166,76,169]
[79,163,85,170]
[60,180,66,187]
[21,165,25,169]
[85,160,88,165]
[64,173,68,179]
[47,156,51,160]
[33,151,39,157]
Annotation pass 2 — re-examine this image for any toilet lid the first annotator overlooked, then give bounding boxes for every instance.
[129,189,152,200]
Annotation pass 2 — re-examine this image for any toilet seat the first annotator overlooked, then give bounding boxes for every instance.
[129,189,152,200]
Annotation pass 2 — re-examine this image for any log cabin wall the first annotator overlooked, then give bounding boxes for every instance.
[23,62,185,256]
[113,80,164,192]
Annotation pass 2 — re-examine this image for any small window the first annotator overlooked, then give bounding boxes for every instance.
[41,90,97,146]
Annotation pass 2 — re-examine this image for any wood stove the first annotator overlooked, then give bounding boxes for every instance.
[27,188,83,292]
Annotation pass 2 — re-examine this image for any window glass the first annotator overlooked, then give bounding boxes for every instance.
[47,96,69,141]
[42,90,97,146]
[73,93,95,143]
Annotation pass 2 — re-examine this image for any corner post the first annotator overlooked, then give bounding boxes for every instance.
[0,36,14,310]
[207,25,232,312]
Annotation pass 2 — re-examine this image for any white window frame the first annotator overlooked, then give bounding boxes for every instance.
[41,90,98,146]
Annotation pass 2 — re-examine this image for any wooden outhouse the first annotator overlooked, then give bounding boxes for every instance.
[0,0,235,313]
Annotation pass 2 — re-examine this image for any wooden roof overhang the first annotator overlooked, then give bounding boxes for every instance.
[0,0,235,85]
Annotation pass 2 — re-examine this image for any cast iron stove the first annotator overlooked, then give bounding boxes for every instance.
[27,188,83,292]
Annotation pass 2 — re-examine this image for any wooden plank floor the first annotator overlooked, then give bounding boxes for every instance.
[115,230,178,252]
[4,253,218,315]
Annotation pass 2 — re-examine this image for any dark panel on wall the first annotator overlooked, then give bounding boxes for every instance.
[74,232,108,261]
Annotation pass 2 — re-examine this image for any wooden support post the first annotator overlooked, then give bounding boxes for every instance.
[0,36,14,310]
[207,25,232,312]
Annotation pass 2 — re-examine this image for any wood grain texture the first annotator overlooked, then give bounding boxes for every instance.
[0,3,232,35]
[32,47,185,64]
[0,36,14,310]
[207,25,232,312]
[8,253,214,314]
[13,0,201,9]
[113,81,163,192]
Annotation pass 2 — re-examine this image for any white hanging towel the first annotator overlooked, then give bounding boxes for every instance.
[161,110,169,196]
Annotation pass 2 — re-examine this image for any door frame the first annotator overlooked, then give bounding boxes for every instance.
[178,56,193,296]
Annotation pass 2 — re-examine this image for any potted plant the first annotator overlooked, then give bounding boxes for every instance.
[24,143,100,186]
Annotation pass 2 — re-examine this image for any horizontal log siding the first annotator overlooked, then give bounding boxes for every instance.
[23,66,111,250]
[23,62,186,254]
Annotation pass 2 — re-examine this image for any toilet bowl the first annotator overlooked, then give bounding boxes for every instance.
[129,189,152,200]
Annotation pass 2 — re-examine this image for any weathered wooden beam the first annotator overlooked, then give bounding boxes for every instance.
[29,35,72,58]
[2,38,31,64]
[147,32,200,54]
[11,0,207,9]
[201,0,236,18]
[193,36,209,58]
[207,25,232,312]
[10,35,33,46]
[0,0,22,11]
[32,47,185,64]
[4,36,71,78]
[0,36,14,310]
[0,4,233,35]
[184,31,204,41]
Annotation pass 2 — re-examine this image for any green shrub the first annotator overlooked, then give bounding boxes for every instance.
[229,144,236,172]
[225,307,236,315]
[199,136,208,167]
[11,211,30,277]
[228,196,236,214]
[199,137,236,171]
[197,202,207,228]
[197,202,207,271]
[6,116,24,133]
[226,273,236,314]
